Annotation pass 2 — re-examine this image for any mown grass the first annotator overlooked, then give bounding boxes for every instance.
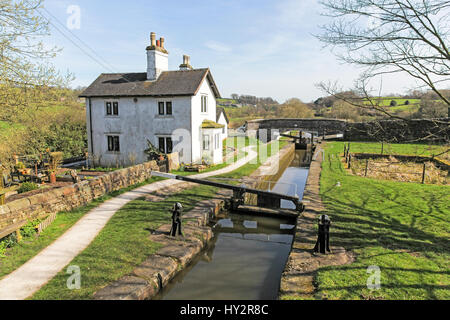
[315,141,450,300]
[0,176,164,280]
[31,184,218,300]
[344,141,448,158]
[28,138,289,299]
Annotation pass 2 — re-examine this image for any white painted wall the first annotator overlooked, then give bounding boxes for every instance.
[191,77,218,163]
[201,128,223,164]
[146,49,168,80]
[87,95,192,167]
[217,112,228,140]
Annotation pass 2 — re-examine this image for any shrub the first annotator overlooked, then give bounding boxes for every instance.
[17,182,39,194]
[390,100,398,106]
[405,100,410,105]
[20,218,42,238]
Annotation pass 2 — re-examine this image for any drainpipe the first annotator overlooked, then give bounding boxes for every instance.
[88,97,94,165]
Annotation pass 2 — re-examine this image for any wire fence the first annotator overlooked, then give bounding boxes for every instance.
[342,143,449,185]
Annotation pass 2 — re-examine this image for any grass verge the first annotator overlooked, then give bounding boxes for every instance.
[315,141,450,300]
[0,176,164,279]
[31,184,218,300]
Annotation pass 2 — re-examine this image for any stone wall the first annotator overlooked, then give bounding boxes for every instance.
[246,118,450,143]
[246,118,347,135]
[0,161,160,237]
[344,118,450,143]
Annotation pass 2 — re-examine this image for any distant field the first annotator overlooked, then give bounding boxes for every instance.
[217,98,238,105]
[363,97,421,107]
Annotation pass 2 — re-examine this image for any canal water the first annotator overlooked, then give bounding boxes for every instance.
[154,150,309,300]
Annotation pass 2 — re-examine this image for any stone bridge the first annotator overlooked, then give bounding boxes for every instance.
[246,118,450,143]
[246,118,347,137]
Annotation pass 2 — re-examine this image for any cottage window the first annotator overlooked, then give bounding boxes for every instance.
[215,133,220,149]
[158,137,172,153]
[158,137,165,153]
[106,102,112,115]
[106,101,119,116]
[158,102,165,115]
[166,102,172,115]
[203,134,210,150]
[166,137,173,153]
[107,135,120,152]
[201,96,208,113]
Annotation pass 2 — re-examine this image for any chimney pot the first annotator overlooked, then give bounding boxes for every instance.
[160,37,165,48]
[150,32,156,46]
[156,39,160,47]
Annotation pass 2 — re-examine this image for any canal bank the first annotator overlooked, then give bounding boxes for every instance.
[94,143,297,300]
[152,144,312,300]
[279,142,353,300]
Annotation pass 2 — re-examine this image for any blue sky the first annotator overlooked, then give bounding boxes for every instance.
[43,0,419,103]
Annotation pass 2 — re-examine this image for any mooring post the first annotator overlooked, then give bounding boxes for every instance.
[422,162,426,184]
[170,202,183,237]
[313,215,331,254]
[365,159,368,177]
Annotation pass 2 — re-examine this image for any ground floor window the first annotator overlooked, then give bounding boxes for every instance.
[158,137,173,154]
[203,134,210,150]
[214,133,220,149]
[107,135,120,152]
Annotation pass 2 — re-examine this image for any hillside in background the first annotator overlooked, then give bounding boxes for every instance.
[0,88,87,168]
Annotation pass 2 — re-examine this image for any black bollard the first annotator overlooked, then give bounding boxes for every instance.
[170,202,183,237]
[313,214,331,254]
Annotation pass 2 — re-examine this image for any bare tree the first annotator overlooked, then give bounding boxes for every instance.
[0,0,71,122]
[316,0,450,106]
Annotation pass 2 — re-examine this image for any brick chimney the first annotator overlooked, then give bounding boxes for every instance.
[179,55,193,70]
[146,32,168,81]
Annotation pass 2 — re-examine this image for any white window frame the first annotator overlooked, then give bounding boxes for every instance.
[107,135,120,152]
[202,134,210,150]
[215,133,220,149]
[105,100,119,116]
[157,101,173,116]
[201,95,208,113]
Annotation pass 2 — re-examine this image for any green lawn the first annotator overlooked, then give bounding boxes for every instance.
[31,184,219,300]
[343,141,448,158]
[315,141,450,300]
[0,176,164,279]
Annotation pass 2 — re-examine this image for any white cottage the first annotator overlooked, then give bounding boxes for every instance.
[80,32,228,167]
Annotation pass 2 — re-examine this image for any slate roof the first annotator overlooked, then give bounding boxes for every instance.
[80,68,220,98]
[216,107,229,124]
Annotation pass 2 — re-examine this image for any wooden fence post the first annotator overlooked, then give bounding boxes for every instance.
[348,154,352,169]
[344,144,347,157]
[365,159,368,177]
[422,162,426,184]
[0,168,4,206]
[381,141,384,155]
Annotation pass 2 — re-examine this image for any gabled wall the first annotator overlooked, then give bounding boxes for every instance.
[191,77,219,163]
